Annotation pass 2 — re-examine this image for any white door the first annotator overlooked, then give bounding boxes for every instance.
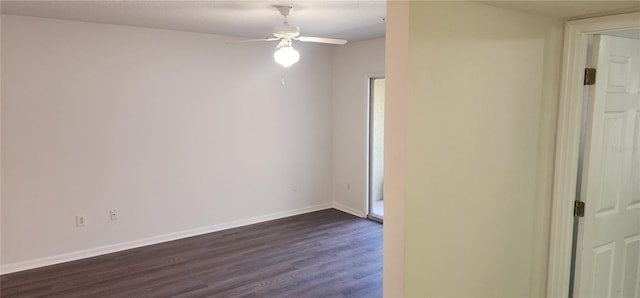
[575,35,640,298]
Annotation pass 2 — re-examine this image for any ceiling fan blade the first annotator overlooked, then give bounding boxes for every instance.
[229,37,280,43]
[296,36,347,45]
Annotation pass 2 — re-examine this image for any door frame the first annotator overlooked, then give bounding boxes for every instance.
[367,75,385,223]
[547,12,640,297]
[365,73,385,221]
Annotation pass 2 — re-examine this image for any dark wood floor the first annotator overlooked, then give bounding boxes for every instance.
[0,208,382,297]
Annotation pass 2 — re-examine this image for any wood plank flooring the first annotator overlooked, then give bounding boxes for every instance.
[0,209,382,297]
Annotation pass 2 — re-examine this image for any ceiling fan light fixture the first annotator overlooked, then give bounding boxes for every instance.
[274,39,300,67]
[235,6,346,67]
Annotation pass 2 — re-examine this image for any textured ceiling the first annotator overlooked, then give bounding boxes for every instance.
[1,0,387,42]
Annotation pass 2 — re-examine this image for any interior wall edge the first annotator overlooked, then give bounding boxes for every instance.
[382,1,409,297]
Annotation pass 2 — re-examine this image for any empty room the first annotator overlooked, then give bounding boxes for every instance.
[0,1,385,296]
[2,1,640,298]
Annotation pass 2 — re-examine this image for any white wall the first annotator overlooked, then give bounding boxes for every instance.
[384,2,562,296]
[331,37,385,216]
[1,15,333,270]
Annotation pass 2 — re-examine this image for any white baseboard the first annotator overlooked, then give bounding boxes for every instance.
[0,203,332,275]
[332,202,366,218]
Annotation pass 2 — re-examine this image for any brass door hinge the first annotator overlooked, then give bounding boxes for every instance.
[574,200,585,217]
[584,68,596,85]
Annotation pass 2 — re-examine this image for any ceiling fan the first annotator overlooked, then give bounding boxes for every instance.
[237,5,348,67]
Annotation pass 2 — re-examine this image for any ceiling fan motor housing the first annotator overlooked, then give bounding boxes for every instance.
[274,24,300,37]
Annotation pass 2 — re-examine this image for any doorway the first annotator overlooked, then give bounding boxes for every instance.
[571,31,640,298]
[368,77,385,221]
[547,12,640,298]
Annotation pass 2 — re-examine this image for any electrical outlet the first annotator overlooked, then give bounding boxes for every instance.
[347,183,351,190]
[292,184,297,192]
[109,209,119,220]
[76,215,87,227]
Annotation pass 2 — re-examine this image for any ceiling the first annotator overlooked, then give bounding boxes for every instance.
[2,1,639,42]
[0,0,387,42]
[477,1,640,19]
[606,29,640,39]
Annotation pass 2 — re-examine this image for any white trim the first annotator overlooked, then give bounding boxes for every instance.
[548,12,640,298]
[333,201,366,218]
[0,203,332,275]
